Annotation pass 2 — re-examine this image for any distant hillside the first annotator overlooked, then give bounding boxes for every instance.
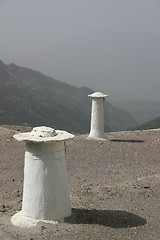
[135,116,160,130]
[114,100,160,125]
[0,60,137,133]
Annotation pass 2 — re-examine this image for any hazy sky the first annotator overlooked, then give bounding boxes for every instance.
[0,0,160,102]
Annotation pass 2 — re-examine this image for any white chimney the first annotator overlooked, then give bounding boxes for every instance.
[88,92,109,141]
[11,126,74,227]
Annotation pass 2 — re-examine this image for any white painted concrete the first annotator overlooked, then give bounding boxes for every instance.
[88,92,109,141]
[13,126,73,143]
[11,211,58,228]
[11,126,74,227]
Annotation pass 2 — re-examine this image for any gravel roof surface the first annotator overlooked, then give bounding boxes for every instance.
[0,126,160,240]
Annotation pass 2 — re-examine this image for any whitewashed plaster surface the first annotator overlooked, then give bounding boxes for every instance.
[13,126,74,143]
[88,92,109,141]
[11,126,74,227]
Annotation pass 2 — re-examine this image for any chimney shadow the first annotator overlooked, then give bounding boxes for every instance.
[111,139,145,143]
[71,208,147,228]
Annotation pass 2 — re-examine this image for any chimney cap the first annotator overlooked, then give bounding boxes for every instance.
[13,126,74,143]
[88,92,108,98]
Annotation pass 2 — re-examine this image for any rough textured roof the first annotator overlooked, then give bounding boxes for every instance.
[1,126,160,239]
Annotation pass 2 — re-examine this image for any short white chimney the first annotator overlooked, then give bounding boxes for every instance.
[11,126,74,227]
[88,92,109,141]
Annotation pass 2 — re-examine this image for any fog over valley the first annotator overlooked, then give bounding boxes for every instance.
[0,0,160,102]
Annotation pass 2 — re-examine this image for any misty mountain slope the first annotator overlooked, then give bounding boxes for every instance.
[114,100,160,125]
[0,60,137,133]
[135,116,160,131]
[104,102,137,132]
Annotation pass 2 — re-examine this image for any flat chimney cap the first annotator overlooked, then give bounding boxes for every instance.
[13,126,74,143]
[88,92,108,98]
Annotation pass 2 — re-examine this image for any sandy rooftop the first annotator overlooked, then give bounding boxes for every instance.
[0,126,160,240]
